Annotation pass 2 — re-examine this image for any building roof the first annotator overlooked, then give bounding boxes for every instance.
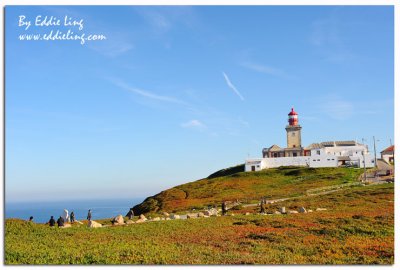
[268,144,283,151]
[322,141,360,147]
[305,143,323,150]
[381,145,394,154]
[304,141,362,150]
[305,140,362,150]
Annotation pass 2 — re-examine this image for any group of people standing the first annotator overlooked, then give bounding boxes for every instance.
[47,209,92,227]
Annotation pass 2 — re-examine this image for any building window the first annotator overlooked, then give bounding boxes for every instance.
[293,153,297,157]
[317,159,320,161]
[316,150,320,155]
[313,159,316,161]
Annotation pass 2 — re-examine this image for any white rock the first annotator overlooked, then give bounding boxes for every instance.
[88,220,102,228]
[135,219,146,224]
[316,208,327,211]
[288,210,299,214]
[202,208,218,216]
[274,211,282,215]
[187,213,198,219]
[163,212,169,217]
[170,214,181,220]
[113,215,125,225]
[61,223,71,228]
[152,217,161,221]
[280,207,286,214]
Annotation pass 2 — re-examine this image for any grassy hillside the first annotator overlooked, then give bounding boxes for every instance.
[5,183,394,264]
[131,167,361,215]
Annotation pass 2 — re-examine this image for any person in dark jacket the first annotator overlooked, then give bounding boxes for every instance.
[28,216,34,222]
[70,211,75,223]
[127,209,134,220]
[222,201,227,216]
[48,216,56,227]
[260,199,266,214]
[57,216,64,227]
[87,209,92,221]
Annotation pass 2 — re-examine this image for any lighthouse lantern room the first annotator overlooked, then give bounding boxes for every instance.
[288,107,299,126]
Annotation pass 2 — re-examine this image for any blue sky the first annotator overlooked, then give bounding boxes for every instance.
[5,6,394,202]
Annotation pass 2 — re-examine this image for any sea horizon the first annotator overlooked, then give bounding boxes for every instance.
[5,198,144,223]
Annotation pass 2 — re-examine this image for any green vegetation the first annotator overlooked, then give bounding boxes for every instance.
[5,183,394,264]
[132,167,361,215]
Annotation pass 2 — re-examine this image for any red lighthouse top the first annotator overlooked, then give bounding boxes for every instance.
[288,107,298,126]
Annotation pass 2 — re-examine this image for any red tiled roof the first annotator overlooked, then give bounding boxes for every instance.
[381,145,394,153]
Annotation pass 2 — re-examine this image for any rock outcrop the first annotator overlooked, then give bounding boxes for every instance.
[170,214,181,220]
[60,223,71,228]
[112,215,125,225]
[88,220,102,228]
[187,213,198,219]
[298,207,307,213]
[202,208,218,216]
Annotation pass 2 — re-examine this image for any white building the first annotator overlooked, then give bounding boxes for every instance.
[380,145,394,163]
[245,108,375,172]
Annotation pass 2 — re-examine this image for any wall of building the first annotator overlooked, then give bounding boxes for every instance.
[382,153,394,163]
[245,148,375,171]
[324,145,366,158]
[245,158,265,171]
[309,152,338,167]
[264,156,309,168]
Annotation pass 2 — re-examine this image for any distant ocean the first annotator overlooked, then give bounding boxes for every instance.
[5,198,143,224]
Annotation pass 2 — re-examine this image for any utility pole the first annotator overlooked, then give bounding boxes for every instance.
[373,136,378,168]
[362,138,367,182]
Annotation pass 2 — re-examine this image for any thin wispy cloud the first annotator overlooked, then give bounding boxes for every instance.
[310,18,340,47]
[222,72,244,101]
[309,11,357,63]
[241,62,294,80]
[109,78,186,105]
[181,119,207,131]
[316,95,390,121]
[90,41,134,58]
[135,6,197,34]
[138,8,171,32]
[319,98,354,120]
